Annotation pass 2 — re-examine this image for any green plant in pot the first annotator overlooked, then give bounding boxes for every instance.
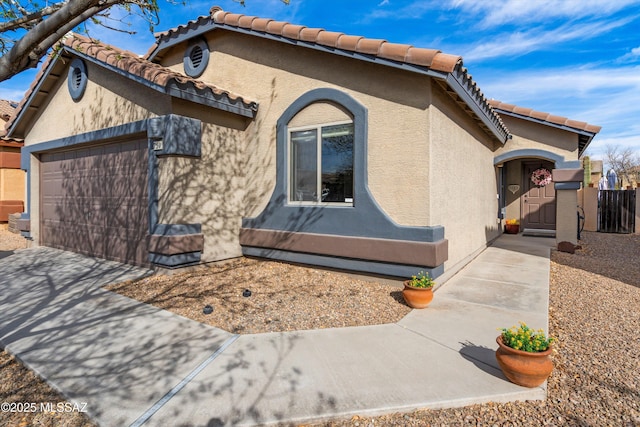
[495,322,555,387]
[402,271,435,309]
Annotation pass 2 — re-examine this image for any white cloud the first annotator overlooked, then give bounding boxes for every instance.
[478,64,640,156]
[617,46,640,63]
[450,0,640,27]
[461,16,634,62]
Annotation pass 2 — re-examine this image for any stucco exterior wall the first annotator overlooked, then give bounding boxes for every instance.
[556,189,578,244]
[288,102,351,128]
[25,61,171,146]
[578,187,599,232]
[160,31,433,227]
[494,115,580,161]
[0,168,24,200]
[157,101,249,262]
[428,82,501,270]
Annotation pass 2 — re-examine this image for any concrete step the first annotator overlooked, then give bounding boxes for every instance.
[522,228,556,238]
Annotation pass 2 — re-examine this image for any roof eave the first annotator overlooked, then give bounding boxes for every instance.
[69,46,257,118]
[148,16,215,62]
[445,70,510,144]
[494,108,599,156]
[6,53,63,139]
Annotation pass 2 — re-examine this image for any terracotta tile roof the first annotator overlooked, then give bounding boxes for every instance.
[6,34,257,137]
[65,34,257,111]
[150,7,510,144]
[0,99,23,143]
[152,7,461,73]
[0,99,17,122]
[213,10,461,73]
[489,100,601,134]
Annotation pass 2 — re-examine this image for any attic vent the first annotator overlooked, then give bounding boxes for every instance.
[184,38,209,78]
[72,67,83,89]
[190,46,204,68]
[68,59,88,101]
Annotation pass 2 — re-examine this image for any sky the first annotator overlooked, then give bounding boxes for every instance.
[1,0,639,161]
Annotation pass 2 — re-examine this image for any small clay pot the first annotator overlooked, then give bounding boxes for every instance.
[495,335,553,388]
[402,281,434,309]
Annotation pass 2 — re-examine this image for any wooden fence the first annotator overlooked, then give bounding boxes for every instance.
[598,190,636,233]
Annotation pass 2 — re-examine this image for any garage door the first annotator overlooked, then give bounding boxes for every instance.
[40,139,150,266]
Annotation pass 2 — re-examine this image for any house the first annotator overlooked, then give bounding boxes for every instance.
[0,99,25,222]
[5,7,600,279]
[583,158,603,187]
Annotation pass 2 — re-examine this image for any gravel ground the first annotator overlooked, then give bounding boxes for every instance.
[106,258,411,334]
[0,224,27,251]
[1,228,639,426]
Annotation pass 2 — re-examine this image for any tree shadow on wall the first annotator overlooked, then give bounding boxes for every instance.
[24,77,340,425]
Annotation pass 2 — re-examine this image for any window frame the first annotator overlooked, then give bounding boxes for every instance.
[287,120,354,207]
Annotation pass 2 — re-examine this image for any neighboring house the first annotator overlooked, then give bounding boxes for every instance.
[0,99,25,222]
[589,159,604,187]
[5,7,600,279]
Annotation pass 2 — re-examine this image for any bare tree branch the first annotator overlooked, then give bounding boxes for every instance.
[604,144,640,188]
[0,0,288,83]
[0,2,67,33]
[0,0,159,82]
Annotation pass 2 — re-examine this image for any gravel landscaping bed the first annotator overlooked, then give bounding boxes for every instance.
[1,228,639,426]
[105,257,411,334]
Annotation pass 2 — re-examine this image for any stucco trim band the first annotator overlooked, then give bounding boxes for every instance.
[149,233,205,256]
[552,168,583,183]
[555,182,581,190]
[240,228,448,268]
[0,201,24,222]
[15,217,30,231]
[148,251,202,267]
[493,149,581,169]
[243,246,445,280]
[0,151,20,168]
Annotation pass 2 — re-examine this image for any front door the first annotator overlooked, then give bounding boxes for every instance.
[522,161,556,230]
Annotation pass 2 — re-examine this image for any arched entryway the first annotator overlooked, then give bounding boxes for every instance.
[495,149,582,237]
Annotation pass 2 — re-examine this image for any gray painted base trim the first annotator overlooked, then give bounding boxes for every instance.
[242,246,445,279]
[15,218,30,232]
[148,251,202,267]
[555,182,581,190]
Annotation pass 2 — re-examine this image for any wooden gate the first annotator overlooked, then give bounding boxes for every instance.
[598,190,636,233]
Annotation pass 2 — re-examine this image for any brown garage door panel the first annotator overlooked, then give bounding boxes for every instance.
[40,139,150,266]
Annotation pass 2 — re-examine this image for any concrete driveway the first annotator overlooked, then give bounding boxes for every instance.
[0,235,554,426]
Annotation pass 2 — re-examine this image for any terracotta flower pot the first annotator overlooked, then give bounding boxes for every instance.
[495,335,553,388]
[402,281,434,309]
[505,224,519,234]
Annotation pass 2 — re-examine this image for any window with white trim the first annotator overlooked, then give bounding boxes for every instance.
[289,122,354,205]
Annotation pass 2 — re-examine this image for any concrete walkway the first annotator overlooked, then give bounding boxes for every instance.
[0,234,555,426]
